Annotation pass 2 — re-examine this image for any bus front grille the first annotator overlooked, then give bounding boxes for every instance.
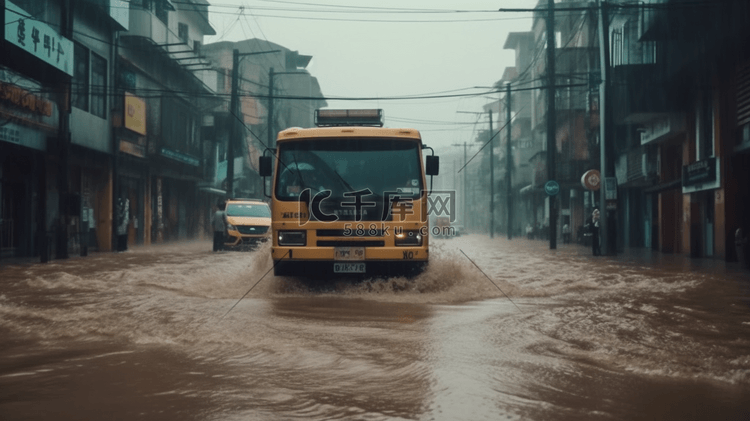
[316,229,384,237]
[316,240,385,247]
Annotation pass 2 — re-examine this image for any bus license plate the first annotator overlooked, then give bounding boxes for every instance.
[334,247,365,261]
[334,263,366,273]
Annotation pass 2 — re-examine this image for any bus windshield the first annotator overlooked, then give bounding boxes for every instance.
[275,138,423,201]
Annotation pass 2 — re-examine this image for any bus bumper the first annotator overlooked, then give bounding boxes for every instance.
[271,247,427,278]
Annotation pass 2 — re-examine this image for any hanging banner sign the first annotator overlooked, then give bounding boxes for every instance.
[124,93,147,135]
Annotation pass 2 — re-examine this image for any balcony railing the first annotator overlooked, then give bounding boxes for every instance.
[126,8,215,92]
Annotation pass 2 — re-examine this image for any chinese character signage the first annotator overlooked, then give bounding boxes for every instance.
[124,93,147,135]
[4,1,74,76]
[0,80,53,116]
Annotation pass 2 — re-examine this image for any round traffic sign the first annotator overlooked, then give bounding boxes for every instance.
[544,180,560,196]
[581,169,601,191]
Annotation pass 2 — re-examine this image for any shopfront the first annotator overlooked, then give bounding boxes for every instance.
[0,69,58,258]
[682,157,720,258]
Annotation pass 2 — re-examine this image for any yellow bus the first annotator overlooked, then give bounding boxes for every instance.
[259,109,439,277]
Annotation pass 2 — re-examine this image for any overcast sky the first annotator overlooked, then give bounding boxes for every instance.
[204,0,539,157]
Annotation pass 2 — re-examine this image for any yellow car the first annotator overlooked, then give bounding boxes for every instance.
[224,199,272,249]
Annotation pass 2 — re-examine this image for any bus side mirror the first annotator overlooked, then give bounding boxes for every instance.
[426,156,439,176]
[259,156,272,177]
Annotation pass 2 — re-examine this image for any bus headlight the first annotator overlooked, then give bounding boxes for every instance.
[395,230,422,246]
[226,223,236,231]
[278,230,306,246]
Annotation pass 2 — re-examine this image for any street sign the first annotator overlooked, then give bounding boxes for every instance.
[581,169,601,191]
[544,180,560,196]
[604,177,618,200]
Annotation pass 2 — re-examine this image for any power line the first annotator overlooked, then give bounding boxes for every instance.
[214,13,533,23]
[16,81,586,104]
[254,1,497,13]
[498,1,718,13]
[456,105,527,174]
[207,2,504,14]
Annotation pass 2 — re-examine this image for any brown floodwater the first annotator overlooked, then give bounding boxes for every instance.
[1,235,749,420]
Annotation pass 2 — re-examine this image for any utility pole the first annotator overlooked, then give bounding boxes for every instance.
[597,0,615,255]
[506,82,513,240]
[227,50,280,199]
[56,0,74,259]
[462,142,469,232]
[489,109,494,239]
[451,142,472,232]
[267,67,275,149]
[546,0,557,249]
[227,49,240,199]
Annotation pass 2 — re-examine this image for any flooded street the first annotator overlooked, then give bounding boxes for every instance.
[1,235,750,420]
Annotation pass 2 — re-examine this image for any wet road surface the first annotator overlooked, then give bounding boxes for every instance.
[1,235,750,420]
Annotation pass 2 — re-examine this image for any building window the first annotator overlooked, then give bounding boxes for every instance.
[131,0,173,25]
[91,53,107,119]
[193,40,201,55]
[162,98,196,154]
[612,19,656,66]
[155,0,169,25]
[73,44,108,118]
[72,43,89,111]
[129,0,150,9]
[178,23,189,43]
[609,28,623,66]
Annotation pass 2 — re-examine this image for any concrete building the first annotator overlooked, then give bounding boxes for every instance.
[1,0,223,260]
[117,0,218,245]
[1,0,127,259]
[202,38,327,200]
[614,0,750,261]
[500,0,750,263]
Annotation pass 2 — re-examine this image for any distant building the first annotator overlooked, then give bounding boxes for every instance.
[202,38,327,199]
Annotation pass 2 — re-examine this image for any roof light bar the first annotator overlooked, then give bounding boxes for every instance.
[315,109,383,127]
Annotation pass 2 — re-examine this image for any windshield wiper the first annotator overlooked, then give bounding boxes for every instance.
[291,153,307,189]
[332,169,355,192]
[291,153,328,202]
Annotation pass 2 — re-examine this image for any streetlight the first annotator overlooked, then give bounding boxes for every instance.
[227,49,281,198]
